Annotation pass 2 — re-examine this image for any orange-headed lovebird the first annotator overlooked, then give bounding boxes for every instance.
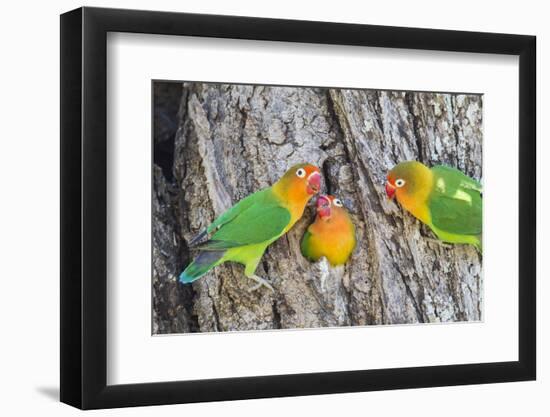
[386,161,482,252]
[300,194,356,266]
[180,163,321,291]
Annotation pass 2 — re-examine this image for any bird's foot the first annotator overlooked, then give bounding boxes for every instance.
[426,238,453,249]
[247,274,275,293]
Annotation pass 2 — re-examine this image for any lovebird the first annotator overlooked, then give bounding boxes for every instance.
[300,194,356,266]
[180,163,322,291]
[385,161,482,252]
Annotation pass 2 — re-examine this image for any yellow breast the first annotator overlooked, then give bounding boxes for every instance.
[307,214,356,266]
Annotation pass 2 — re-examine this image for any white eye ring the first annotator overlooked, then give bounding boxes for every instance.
[395,179,406,188]
[296,168,306,178]
[333,198,343,207]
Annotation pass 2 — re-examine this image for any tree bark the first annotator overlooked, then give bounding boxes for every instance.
[152,82,483,333]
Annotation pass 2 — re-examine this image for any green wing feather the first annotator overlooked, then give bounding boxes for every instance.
[199,189,291,250]
[429,165,482,235]
[188,189,262,246]
[300,230,314,260]
[432,165,482,192]
[206,189,263,234]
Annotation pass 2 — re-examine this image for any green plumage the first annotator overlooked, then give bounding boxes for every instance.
[428,165,482,251]
[201,190,290,249]
[180,188,290,283]
[429,166,482,234]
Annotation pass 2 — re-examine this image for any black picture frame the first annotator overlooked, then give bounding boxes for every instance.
[60,6,536,410]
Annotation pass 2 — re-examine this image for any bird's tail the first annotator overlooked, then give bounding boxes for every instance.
[179,250,225,284]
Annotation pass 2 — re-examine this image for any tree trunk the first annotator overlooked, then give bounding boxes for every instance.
[152,82,483,334]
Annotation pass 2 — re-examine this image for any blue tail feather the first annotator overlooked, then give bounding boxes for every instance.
[188,228,208,247]
[179,250,225,283]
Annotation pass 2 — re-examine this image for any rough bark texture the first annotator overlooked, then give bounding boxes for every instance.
[152,82,483,334]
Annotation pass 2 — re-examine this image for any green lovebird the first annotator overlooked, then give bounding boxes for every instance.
[179,163,322,291]
[385,161,482,252]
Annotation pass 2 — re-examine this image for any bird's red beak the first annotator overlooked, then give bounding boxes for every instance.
[385,181,396,199]
[316,194,331,219]
[307,171,321,195]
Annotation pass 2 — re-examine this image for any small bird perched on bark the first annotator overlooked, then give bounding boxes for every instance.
[386,161,482,252]
[180,163,322,291]
[300,194,356,266]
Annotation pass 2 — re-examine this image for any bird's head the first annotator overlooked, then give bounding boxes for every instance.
[386,161,430,200]
[316,194,346,221]
[276,163,321,201]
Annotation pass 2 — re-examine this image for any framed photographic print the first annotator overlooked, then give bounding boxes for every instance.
[60,6,536,410]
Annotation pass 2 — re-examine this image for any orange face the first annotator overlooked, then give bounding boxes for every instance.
[385,173,404,200]
[280,163,321,198]
[385,161,434,225]
[386,161,431,200]
[316,194,346,220]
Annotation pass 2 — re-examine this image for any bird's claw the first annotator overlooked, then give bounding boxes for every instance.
[247,275,275,292]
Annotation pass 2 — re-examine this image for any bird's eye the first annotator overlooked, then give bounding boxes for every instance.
[333,199,343,207]
[395,179,406,187]
[296,168,306,178]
